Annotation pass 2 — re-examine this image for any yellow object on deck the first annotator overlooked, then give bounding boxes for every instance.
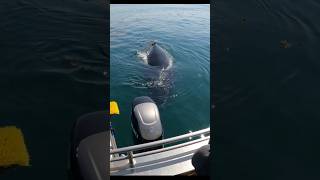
[0,126,29,167]
[110,101,120,115]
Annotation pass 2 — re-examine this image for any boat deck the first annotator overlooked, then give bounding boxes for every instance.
[110,128,210,176]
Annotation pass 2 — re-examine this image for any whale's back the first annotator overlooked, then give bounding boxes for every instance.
[147,44,169,68]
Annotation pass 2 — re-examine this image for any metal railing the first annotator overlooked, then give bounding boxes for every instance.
[110,128,210,168]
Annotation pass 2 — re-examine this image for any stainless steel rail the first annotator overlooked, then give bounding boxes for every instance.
[110,128,210,170]
[110,128,210,154]
[111,136,210,162]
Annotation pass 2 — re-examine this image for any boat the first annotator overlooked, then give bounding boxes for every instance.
[69,111,107,180]
[110,96,211,176]
[70,96,210,179]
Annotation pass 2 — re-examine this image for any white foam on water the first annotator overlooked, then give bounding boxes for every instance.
[136,50,149,64]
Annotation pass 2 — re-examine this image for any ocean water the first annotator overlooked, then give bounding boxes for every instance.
[214,0,320,179]
[0,0,106,179]
[110,4,210,147]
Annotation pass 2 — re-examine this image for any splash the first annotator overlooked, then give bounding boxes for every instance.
[136,50,149,64]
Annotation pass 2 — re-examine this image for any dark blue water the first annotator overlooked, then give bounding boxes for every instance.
[110,4,210,147]
[214,0,320,179]
[0,0,107,179]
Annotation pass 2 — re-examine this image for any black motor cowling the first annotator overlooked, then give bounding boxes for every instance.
[131,96,163,145]
[70,111,107,180]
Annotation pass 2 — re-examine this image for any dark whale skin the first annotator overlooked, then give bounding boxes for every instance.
[147,43,170,68]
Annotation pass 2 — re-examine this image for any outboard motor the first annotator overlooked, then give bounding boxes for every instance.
[131,96,163,147]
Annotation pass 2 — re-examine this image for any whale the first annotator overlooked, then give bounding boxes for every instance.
[147,42,170,69]
[136,42,174,106]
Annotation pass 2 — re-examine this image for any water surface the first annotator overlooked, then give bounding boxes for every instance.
[0,0,107,179]
[110,4,210,147]
[214,0,320,179]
